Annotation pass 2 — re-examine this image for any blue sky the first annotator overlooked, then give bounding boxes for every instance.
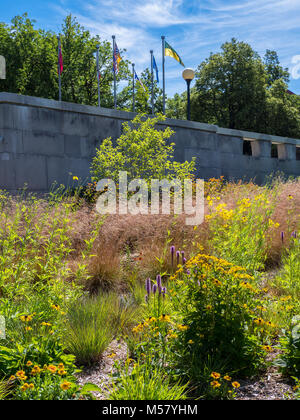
[2,0,300,97]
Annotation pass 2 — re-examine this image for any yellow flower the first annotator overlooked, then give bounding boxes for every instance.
[20,314,33,322]
[41,322,52,327]
[26,361,33,367]
[47,365,57,374]
[20,383,30,392]
[232,381,241,389]
[25,326,32,331]
[206,305,212,311]
[177,324,188,331]
[16,370,26,378]
[58,369,67,376]
[254,318,264,326]
[9,375,16,381]
[60,381,72,391]
[262,345,273,353]
[188,340,194,344]
[213,278,222,287]
[224,375,232,381]
[107,352,116,358]
[211,372,221,379]
[159,314,171,323]
[29,383,34,390]
[31,365,41,375]
[210,381,221,389]
[73,176,79,181]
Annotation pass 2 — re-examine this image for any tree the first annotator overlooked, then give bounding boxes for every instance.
[264,50,289,87]
[119,68,163,114]
[191,38,267,131]
[265,79,300,138]
[91,114,195,185]
[0,13,131,107]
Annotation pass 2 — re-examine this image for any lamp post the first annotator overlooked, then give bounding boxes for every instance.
[182,68,195,121]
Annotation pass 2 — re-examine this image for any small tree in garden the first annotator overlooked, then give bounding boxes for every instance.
[90,114,196,185]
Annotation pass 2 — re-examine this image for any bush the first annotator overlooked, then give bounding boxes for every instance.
[277,316,300,377]
[169,253,270,385]
[91,113,195,186]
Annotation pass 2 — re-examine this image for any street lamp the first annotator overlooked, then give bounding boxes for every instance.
[182,68,195,121]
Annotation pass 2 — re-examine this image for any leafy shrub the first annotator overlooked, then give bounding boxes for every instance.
[91,113,195,186]
[169,254,270,384]
[277,316,300,377]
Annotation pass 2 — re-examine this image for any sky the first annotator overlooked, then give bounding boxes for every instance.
[1,0,300,97]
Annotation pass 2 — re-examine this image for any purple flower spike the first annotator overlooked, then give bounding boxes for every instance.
[183,257,187,265]
[281,231,284,243]
[145,294,149,303]
[162,287,166,298]
[292,231,297,238]
[170,246,175,267]
[146,278,151,295]
[181,251,185,264]
[186,269,191,275]
[152,284,157,294]
[176,251,180,266]
[156,275,162,289]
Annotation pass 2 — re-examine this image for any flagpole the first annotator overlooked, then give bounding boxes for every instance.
[150,50,154,114]
[96,44,100,107]
[57,35,62,102]
[161,36,165,114]
[112,35,117,109]
[132,63,135,113]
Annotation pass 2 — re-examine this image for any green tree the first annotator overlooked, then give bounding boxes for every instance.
[91,114,195,184]
[191,38,267,131]
[265,79,300,138]
[119,68,163,114]
[264,49,289,86]
[0,13,131,107]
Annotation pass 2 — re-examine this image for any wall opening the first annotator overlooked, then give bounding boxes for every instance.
[297,147,300,161]
[243,140,252,156]
[271,143,278,158]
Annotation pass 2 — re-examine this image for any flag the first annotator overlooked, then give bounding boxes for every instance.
[113,42,122,74]
[134,71,146,92]
[164,41,184,67]
[153,55,159,83]
[58,43,63,74]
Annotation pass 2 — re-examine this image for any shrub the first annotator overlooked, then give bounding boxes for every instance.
[91,113,195,186]
[169,254,270,385]
[277,316,300,377]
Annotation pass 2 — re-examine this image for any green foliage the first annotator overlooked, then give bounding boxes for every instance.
[274,235,300,299]
[206,189,278,272]
[64,293,139,366]
[277,316,300,377]
[91,113,195,185]
[171,254,267,383]
[0,13,130,106]
[191,38,267,131]
[109,361,188,400]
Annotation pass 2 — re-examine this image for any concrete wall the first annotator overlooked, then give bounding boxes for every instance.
[0,92,299,191]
